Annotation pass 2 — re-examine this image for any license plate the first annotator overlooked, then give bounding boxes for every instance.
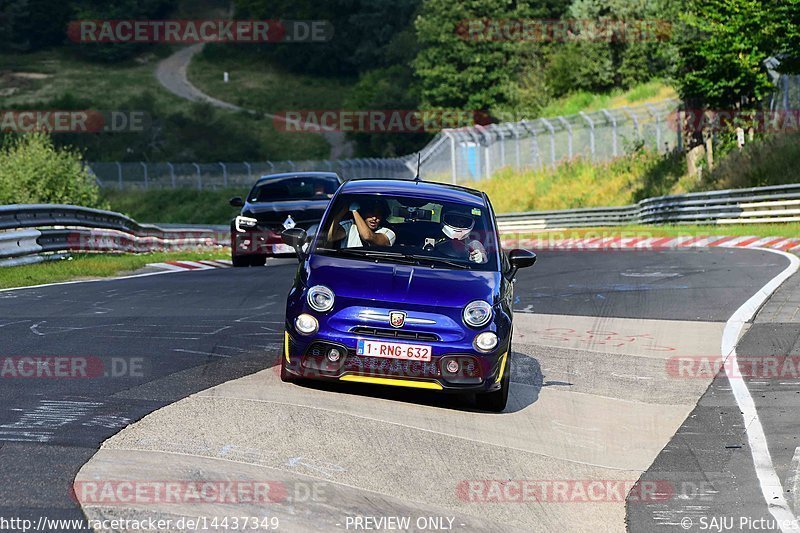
[357,339,432,362]
[272,243,294,254]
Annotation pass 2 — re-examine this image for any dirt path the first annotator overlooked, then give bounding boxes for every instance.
[155,43,353,159]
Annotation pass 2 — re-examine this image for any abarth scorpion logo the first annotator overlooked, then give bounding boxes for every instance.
[389,311,406,328]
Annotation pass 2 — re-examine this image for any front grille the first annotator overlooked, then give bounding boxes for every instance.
[351,327,439,342]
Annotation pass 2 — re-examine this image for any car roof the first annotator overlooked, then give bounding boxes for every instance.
[340,179,486,208]
[255,172,341,184]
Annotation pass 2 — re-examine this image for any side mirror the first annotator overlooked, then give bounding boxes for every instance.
[229,197,244,208]
[282,227,308,261]
[508,249,536,280]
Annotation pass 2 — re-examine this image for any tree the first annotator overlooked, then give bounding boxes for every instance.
[413,0,533,114]
[0,133,103,207]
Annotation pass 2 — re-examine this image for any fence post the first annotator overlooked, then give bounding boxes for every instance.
[219,162,228,187]
[244,162,252,180]
[491,125,506,167]
[167,162,175,188]
[511,123,521,169]
[540,118,556,169]
[579,112,596,160]
[140,162,148,189]
[467,130,482,180]
[520,120,542,171]
[287,160,295,171]
[193,163,202,190]
[624,106,640,141]
[267,161,274,173]
[645,104,662,152]
[556,116,573,160]
[475,125,492,179]
[444,130,458,184]
[601,109,618,158]
[116,161,123,190]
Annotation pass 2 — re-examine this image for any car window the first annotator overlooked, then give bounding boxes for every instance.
[249,176,339,202]
[313,193,498,271]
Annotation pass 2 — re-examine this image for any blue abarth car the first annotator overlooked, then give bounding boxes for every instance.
[280,178,536,411]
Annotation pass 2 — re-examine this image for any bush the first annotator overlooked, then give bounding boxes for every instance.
[0,132,104,207]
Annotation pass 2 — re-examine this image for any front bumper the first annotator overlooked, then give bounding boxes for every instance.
[283,330,508,393]
[231,228,292,256]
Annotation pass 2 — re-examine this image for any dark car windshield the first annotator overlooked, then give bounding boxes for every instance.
[313,193,499,271]
[248,176,339,203]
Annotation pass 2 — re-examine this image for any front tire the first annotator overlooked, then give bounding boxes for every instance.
[249,254,267,267]
[232,254,250,267]
[476,358,510,412]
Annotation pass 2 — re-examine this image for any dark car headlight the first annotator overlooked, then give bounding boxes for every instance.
[463,300,492,328]
[307,285,335,312]
[235,215,258,232]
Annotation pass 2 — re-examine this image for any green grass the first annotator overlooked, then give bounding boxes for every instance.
[102,187,244,224]
[468,148,686,214]
[188,46,356,114]
[507,224,800,241]
[0,48,329,161]
[0,249,229,290]
[539,80,676,117]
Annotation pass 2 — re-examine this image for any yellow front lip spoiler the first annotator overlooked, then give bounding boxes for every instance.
[339,375,443,390]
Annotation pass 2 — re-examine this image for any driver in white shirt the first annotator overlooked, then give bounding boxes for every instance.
[327,198,396,248]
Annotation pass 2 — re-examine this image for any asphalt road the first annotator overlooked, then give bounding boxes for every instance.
[0,248,789,531]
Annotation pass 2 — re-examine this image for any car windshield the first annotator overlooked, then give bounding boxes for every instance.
[313,193,498,271]
[248,176,339,202]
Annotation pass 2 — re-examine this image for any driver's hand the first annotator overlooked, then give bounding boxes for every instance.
[469,248,486,263]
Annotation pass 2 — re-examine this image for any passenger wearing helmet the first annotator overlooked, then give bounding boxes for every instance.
[430,210,488,263]
[327,198,396,248]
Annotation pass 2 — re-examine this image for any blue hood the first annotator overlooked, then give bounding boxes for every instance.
[307,254,499,309]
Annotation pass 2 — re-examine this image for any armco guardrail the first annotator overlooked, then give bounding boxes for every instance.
[0,205,225,267]
[496,183,800,232]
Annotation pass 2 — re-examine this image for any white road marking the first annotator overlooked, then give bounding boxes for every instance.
[722,248,800,532]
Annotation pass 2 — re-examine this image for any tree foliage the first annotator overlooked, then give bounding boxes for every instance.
[674,0,800,109]
[0,132,103,207]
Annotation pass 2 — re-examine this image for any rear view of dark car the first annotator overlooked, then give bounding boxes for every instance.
[229,172,343,267]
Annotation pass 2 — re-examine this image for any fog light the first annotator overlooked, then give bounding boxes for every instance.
[327,348,341,362]
[445,359,460,374]
[474,332,499,352]
[295,314,318,335]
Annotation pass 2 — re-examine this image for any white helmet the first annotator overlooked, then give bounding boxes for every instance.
[441,211,474,240]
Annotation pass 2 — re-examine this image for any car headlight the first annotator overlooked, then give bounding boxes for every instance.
[295,314,318,335]
[474,331,499,352]
[307,285,335,312]
[235,215,258,232]
[463,300,492,328]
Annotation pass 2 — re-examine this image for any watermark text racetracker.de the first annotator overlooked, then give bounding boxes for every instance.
[667,355,800,379]
[274,110,491,133]
[68,19,333,43]
[0,356,146,379]
[0,110,149,133]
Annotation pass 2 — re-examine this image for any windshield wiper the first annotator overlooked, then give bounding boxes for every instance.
[334,248,419,265]
[402,254,470,270]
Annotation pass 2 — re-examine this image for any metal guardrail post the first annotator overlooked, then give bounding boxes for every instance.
[540,118,556,169]
[579,112,596,160]
[556,116,572,160]
[601,109,618,158]
[167,162,176,189]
